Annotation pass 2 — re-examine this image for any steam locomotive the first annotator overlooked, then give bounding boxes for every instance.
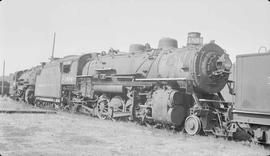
[10,32,234,137]
[9,66,42,102]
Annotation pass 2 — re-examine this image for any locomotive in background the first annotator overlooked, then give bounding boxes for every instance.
[9,65,42,103]
[0,81,10,96]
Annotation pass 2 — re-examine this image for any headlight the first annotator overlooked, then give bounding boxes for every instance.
[216,54,232,71]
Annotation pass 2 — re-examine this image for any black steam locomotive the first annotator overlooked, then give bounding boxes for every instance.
[10,32,236,138]
[10,32,270,144]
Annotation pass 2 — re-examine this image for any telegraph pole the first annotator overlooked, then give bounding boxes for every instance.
[51,32,56,61]
[1,60,5,97]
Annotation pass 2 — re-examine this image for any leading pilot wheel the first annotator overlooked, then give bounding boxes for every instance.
[184,115,202,135]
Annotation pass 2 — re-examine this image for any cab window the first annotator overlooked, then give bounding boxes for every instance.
[63,64,71,73]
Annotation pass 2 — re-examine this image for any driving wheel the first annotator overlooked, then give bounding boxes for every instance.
[97,99,109,119]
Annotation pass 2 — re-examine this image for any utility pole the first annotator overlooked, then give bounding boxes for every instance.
[51,32,56,61]
[2,60,5,97]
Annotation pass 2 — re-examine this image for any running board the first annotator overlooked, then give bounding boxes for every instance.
[199,99,232,104]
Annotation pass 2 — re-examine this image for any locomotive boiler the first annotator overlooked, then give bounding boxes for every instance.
[77,32,232,136]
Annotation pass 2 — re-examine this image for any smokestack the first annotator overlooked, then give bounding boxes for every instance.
[187,32,203,46]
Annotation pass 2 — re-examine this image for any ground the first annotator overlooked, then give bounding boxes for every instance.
[0,97,269,156]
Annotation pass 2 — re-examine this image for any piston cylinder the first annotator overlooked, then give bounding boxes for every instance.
[151,89,187,126]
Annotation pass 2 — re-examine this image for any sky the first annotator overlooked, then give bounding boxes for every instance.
[0,0,270,75]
